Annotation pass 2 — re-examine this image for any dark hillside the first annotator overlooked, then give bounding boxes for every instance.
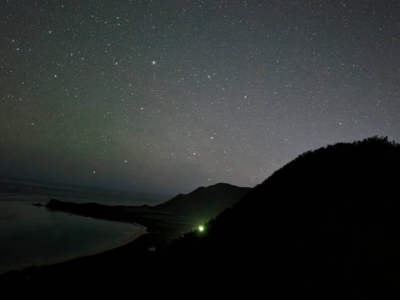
[168,136,400,295]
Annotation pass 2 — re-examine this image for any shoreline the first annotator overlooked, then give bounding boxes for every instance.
[0,222,147,275]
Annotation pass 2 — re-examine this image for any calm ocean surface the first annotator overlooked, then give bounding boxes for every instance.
[0,194,139,273]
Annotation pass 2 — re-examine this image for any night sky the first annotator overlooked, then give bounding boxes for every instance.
[0,1,399,194]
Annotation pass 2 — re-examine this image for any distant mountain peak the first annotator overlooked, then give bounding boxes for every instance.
[154,183,251,221]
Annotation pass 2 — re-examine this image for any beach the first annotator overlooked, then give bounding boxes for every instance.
[0,221,147,275]
[34,222,147,268]
[0,197,149,275]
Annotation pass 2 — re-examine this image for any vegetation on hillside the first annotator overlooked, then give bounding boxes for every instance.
[168,136,400,295]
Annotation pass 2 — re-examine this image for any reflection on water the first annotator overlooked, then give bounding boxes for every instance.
[0,195,138,273]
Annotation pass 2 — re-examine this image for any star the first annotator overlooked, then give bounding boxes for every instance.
[0,0,398,196]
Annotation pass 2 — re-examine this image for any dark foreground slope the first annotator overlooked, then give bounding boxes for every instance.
[2,137,400,296]
[167,136,400,295]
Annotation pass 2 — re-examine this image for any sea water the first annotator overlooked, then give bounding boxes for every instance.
[0,195,138,273]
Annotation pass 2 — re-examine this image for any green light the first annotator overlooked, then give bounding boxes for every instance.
[198,226,204,232]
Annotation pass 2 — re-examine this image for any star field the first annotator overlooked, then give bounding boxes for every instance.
[0,1,399,194]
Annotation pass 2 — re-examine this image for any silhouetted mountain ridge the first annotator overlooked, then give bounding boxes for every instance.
[45,183,250,223]
[168,136,400,295]
[154,183,251,221]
